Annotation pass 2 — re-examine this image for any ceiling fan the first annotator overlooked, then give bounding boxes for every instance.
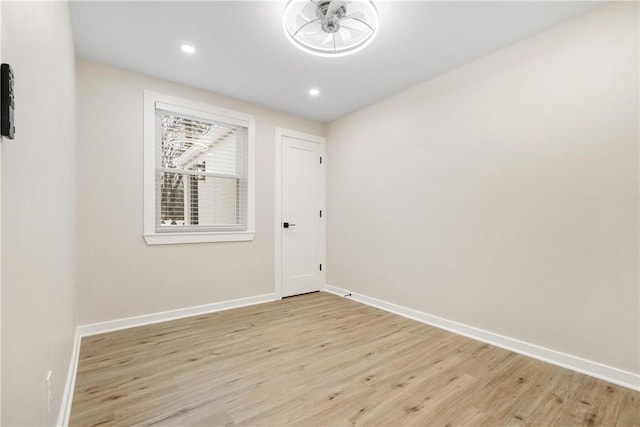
[283,0,379,57]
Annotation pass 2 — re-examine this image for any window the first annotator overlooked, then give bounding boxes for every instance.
[144,91,255,244]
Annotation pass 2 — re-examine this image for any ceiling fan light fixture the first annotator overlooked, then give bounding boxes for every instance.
[283,0,379,58]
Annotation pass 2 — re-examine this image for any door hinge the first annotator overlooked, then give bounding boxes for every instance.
[320,210,322,218]
[320,156,322,164]
[320,264,323,271]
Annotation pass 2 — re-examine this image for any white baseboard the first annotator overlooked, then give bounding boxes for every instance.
[77,293,276,337]
[324,284,640,392]
[57,293,277,426]
[56,329,81,427]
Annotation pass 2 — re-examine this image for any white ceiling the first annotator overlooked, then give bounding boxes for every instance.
[69,1,606,123]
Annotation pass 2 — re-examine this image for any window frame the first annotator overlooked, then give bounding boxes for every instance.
[143,90,255,245]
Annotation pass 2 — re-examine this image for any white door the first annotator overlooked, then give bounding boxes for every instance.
[280,134,324,297]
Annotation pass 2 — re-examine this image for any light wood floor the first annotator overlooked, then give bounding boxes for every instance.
[70,292,639,427]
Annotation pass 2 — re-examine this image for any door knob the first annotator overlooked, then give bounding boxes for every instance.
[283,222,296,228]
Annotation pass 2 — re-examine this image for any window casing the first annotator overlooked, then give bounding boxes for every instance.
[144,91,255,245]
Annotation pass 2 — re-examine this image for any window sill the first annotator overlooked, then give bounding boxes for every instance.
[143,231,255,245]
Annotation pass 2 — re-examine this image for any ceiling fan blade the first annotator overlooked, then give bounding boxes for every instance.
[300,24,323,36]
[322,32,334,46]
[340,11,365,22]
[296,14,310,29]
[338,28,354,43]
[326,0,347,19]
[301,1,317,19]
[342,13,374,32]
[293,15,321,38]
[334,30,345,48]
[303,30,330,45]
[340,23,364,35]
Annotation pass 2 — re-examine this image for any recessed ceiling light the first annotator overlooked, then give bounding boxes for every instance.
[181,44,196,54]
[309,88,320,96]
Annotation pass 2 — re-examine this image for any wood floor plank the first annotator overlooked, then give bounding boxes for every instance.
[69,292,640,426]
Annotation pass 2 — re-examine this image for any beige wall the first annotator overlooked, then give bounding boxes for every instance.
[75,60,326,324]
[326,3,639,374]
[1,1,77,425]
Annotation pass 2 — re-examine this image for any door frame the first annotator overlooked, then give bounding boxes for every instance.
[274,127,326,299]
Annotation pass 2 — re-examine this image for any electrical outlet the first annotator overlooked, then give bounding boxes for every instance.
[46,370,52,413]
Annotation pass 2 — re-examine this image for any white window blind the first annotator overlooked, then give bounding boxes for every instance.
[155,106,248,232]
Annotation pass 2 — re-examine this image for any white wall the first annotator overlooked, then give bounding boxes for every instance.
[0,1,4,421]
[75,60,326,324]
[327,3,639,375]
[1,1,77,424]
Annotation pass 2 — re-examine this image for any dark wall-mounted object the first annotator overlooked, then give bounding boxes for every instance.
[1,63,15,139]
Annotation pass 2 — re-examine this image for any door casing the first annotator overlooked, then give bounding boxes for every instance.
[274,127,326,299]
